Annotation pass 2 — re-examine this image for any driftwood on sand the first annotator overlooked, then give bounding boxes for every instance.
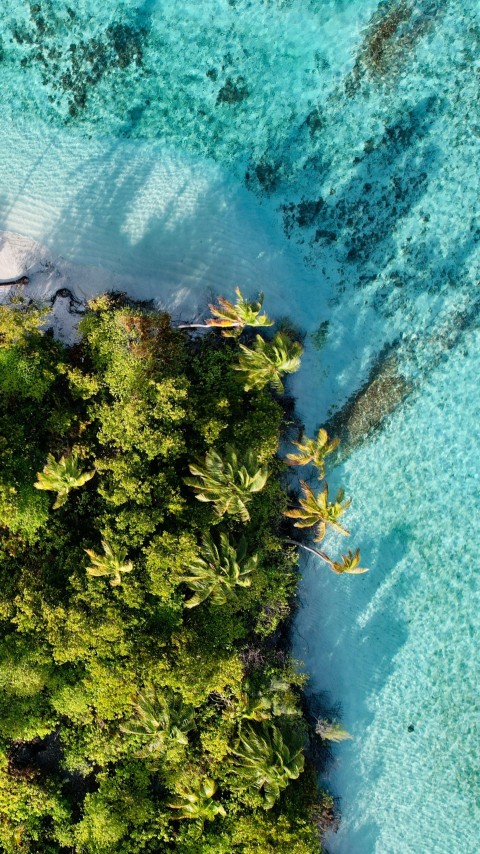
[0,275,29,287]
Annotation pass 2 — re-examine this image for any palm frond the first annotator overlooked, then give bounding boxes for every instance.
[284,481,350,542]
[121,687,195,759]
[329,548,368,575]
[234,332,302,392]
[85,539,134,586]
[184,446,268,522]
[230,723,305,809]
[286,428,340,476]
[181,532,257,607]
[207,288,274,337]
[315,719,353,742]
[167,777,226,821]
[34,453,95,509]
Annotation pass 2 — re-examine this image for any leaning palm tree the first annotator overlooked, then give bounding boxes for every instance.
[121,687,195,759]
[85,539,134,586]
[184,446,268,522]
[284,481,350,542]
[206,287,274,337]
[285,539,368,575]
[179,289,273,335]
[328,548,368,575]
[234,332,303,393]
[181,533,257,608]
[168,777,226,822]
[315,719,352,742]
[231,723,305,809]
[286,428,339,477]
[34,452,95,509]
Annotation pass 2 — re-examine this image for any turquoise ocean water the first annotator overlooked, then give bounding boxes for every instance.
[1,1,479,851]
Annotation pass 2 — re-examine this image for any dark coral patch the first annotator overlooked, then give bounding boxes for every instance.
[216,75,249,104]
[282,198,325,237]
[12,2,147,120]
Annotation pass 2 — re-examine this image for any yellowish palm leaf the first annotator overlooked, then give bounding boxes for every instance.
[207,287,274,337]
[329,548,368,575]
[34,453,95,509]
[284,481,350,541]
[85,540,134,586]
[286,428,339,476]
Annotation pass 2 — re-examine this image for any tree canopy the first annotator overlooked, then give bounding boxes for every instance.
[0,290,361,852]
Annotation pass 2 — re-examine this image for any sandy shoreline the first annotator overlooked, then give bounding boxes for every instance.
[0,224,329,429]
[0,228,208,327]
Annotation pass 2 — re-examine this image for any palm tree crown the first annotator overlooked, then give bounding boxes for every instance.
[181,533,257,608]
[315,719,352,742]
[225,678,299,728]
[206,287,274,337]
[329,548,368,575]
[184,446,268,522]
[121,687,195,759]
[85,540,134,586]
[286,428,339,477]
[284,480,350,542]
[234,332,303,393]
[231,723,305,809]
[168,777,226,822]
[34,453,95,509]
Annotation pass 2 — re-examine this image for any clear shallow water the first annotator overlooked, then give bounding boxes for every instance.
[294,323,480,853]
[1,1,479,851]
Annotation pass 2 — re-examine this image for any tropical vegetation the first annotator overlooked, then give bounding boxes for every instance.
[0,289,364,852]
[206,287,274,337]
[235,331,303,392]
[286,428,339,477]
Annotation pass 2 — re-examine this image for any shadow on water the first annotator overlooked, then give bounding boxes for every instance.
[49,141,158,259]
[284,95,442,277]
[353,525,412,709]
[282,96,447,413]
[296,521,411,709]
[295,522,412,851]
[10,120,311,322]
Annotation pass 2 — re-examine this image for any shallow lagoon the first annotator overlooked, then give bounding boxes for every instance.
[1,1,479,851]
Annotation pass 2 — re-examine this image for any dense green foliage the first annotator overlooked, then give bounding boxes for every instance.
[0,294,328,853]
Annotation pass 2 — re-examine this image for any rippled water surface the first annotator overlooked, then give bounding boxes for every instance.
[1,1,479,852]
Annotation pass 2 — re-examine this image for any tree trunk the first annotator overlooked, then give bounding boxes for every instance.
[0,275,29,287]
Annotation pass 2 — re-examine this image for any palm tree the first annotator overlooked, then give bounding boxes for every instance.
[285,539,368,575]
[315,719,352,742]
[184,446,268,522]
[225,678,298,728]
[121,687,194,758]
[284,481,350,542]
[234,332,303,393]
[228,689,272,726]
[181,533,257,608]
[168,777,226,822]
[267,678,299,718]
[206,287,274,337]
[178,289,273,335]
[286,428,339,477]
[34,453,95,509]
[85,540,134,586]
[230,723,304,809]
[328,548,368,575]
